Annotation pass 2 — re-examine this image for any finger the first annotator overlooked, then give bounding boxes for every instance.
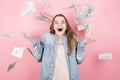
[21,32,31,40]
[90,40,96,42]
[21,32,28,38]
[88,40,96,43]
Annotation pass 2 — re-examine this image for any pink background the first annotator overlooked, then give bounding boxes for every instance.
[0,0,120,80]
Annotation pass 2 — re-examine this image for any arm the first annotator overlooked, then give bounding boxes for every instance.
[31,34,45,62]
[76,41,86,64]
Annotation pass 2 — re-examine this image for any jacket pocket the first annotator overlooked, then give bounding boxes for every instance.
[43,43,54,57]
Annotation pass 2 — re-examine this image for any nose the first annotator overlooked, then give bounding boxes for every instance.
[58,23,62,27]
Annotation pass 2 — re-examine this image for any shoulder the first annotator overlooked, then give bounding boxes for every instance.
[41,30,55,43]
[42,30,53,38]
[41,30,55,44]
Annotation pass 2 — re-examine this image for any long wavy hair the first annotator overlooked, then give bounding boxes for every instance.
[50,14,78,55]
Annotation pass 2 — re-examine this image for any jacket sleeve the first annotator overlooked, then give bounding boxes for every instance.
[76,41,86,64]
[31,34,45,62]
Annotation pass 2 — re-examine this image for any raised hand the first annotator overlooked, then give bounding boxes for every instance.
[21,32,32,41]
[83,37,96,44]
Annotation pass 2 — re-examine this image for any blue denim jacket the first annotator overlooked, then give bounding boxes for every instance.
[31,32,86,80]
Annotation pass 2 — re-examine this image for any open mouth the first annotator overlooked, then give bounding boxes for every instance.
[57,28,63,31]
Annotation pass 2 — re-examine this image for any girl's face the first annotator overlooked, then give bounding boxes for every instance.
[53,16,67,37]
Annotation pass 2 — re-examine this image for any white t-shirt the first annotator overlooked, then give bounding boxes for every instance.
[52,39,70,80]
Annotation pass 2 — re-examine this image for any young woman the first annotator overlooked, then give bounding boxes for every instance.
[23,14,94,80]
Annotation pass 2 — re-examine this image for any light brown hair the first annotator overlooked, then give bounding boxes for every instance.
[50,14,77,55]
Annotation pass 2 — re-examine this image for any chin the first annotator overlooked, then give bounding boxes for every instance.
[56,31,65,36]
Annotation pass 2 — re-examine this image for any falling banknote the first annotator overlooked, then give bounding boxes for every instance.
[0,33,14,38]
[36,13,52,23]
[85,23,92,38]
[72,0,94,24]
[77,23,92,37]
[22,0,36,16]
[77,23,89,31]
[38,0,53,8]
[7,61,17,72]
[11,47,26,59]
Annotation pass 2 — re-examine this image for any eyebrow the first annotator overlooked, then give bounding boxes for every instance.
[61,20,65,22]
[54,20,58,23]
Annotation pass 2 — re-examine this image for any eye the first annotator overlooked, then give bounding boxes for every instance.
[54,21,58,24]
[55,22,58,24]
[61,20,65,24]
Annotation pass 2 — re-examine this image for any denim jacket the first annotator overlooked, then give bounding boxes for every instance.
[31,32,86,80]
